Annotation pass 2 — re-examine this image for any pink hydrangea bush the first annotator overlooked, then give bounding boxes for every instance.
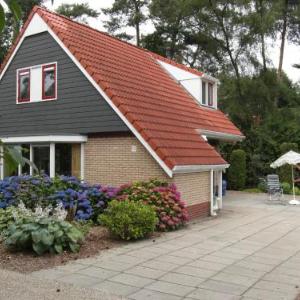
[116,180,189,231]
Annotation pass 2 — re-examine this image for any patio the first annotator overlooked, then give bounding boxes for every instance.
[27,191,300,299]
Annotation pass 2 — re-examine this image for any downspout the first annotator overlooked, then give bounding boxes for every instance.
[210,169,217,216]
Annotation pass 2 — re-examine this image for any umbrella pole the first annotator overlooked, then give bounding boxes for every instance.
[292,165,296,200]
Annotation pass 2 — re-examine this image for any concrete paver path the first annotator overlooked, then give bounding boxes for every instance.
[30,192,300,299]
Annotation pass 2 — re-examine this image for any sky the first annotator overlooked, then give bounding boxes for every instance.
[4,0,300,82]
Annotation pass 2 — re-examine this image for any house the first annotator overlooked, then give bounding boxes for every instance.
[0,7,244,218]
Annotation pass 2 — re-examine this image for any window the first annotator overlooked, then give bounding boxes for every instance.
[42,64,56,100]
[208,83,213,106]
[18,69,30,102]
[17,62,57,103]
[202,81,206,105]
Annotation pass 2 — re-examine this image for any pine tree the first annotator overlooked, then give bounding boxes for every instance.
[56,3,99,24]
[102,0,149,46]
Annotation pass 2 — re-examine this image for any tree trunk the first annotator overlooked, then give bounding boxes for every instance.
[278,0,288,79]
[261,32,267,72]
[136,23,140,46]
[258,0,267,72]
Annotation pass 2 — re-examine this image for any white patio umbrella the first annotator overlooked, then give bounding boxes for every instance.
[270,150,300,205]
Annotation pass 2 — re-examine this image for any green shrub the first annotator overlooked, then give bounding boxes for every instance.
[281,182,291,194]
[295,187,300,196]
[99,200,158,240]
[4,216,84,255]
[257,180,267,192]
[228,149,246,190]
[116,180,189,231]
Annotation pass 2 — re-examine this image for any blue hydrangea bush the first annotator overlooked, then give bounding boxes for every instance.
[0,175,118,221]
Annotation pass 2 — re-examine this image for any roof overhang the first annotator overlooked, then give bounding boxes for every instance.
[172,164,230,174]
[0,135,87,143]
[198,129,245,142]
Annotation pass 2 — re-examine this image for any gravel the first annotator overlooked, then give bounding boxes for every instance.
[0,269,124,300]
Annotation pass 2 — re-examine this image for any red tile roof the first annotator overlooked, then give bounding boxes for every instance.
[1,7,244,171]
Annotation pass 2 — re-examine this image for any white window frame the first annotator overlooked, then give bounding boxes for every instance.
[16,62,58,104]
[201,80,216,108]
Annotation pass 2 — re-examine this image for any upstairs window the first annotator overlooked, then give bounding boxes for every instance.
[208,82,213,106]
[18,69,30,102]
[17,62,57,104]
[201,81,214,107]
[202,81,206,105]
[42,64,56,100]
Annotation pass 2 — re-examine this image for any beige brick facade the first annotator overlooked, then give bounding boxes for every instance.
[85,135,211,210]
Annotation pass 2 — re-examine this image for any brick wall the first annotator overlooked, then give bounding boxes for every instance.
[85,135,211,218]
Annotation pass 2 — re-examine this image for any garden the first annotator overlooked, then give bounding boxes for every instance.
[0,175,189,272]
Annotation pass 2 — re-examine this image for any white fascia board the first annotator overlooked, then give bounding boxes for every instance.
[1,135,87,143]
[198,129,245,142]
[173,164,230,174]
[15,14,173,178]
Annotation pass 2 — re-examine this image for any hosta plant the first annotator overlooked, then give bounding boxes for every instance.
[99,200,158,240]
[4,216,84,255]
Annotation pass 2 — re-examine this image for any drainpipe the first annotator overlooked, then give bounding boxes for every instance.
[210,169,217,216]
[0,145,3,180]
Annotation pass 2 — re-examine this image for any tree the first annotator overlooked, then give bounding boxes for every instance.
[246,0,278,72]
[0,0,21,32]
[228,149,247,190]
[102,0,149,46]
[55,3,99,24]
[275,0,300,79]
[0,0,45,65]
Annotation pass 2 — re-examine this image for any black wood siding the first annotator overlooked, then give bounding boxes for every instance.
[0,32,129,136]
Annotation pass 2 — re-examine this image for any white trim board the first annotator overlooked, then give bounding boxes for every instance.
[198,129,245,142]
[0,135,87,143]
[172,164,230,174]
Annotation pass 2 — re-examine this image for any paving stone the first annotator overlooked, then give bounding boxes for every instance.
[128,289,182,300]
[76,266,118,280]
[263,272,300,286]
[234,260,274,272]
[109,273,154,288]
[188,260,227,271]
[173,265,217,278]
[58,273,101,287]
[170,248,210,259]
[199,279,249,295]
[211,272,258,287]
[242,255,282,266]
[213,250,247,260]
[275,266,300,277]
[160,272,206,287]
[124,266,167,279]
[201,255,238,265]
[222,265,266,279]
[93,260,133,272]
[155,254,193,265]
[110,254,147,264]
[141,260,178,272]
[186,288,241,300]
[243,287,295,300]
[253,280,299,295]
[93,280,139,297]
[146,280,195,297]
